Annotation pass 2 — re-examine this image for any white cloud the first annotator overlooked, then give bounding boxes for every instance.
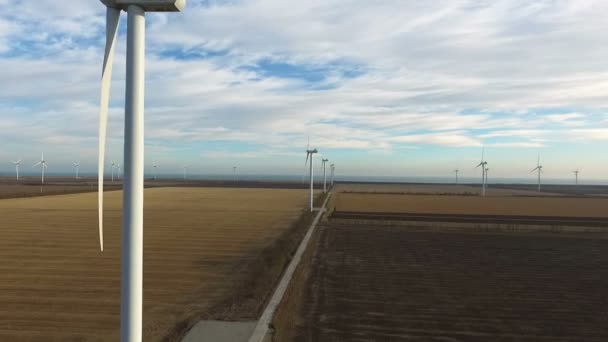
[1,1,608,175]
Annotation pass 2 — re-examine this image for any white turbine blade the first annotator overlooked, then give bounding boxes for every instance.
[531,167,538,172]
[43,163,48,169]
[98,7,121,252]
[305,152,309,166]
[33,161,41,167]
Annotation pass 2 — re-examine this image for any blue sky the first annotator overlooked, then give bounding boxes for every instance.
[1,0,608,180]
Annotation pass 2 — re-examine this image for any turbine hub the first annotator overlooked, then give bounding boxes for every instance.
[101,0,185,12]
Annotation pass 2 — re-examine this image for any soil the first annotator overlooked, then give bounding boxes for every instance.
[277,221,608,341]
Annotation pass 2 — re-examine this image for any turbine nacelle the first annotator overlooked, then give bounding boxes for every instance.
[101,0,185,12]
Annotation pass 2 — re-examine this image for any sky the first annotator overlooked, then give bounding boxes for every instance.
[0,0,607,181]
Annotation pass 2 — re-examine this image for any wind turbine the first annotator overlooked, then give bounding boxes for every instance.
[454,169,459,184]
[117,163,122,180]
[475,147,488,196]
[321,158,329,193]
[573,169,579,185]
[111,161,117,183]
[33,153,48,186]
[183,165,189,180]
[531,154,543,192]
[330,163,335,187]
[11,159,21,181]
[153,161,158,180]
[96,2,186,342]
[305,144,318,212]
[73,161,80,179]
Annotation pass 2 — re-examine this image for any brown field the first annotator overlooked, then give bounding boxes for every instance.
[335,183,564,197]
[275,221,608,341]
[0,187,313,341]
[333,192,608,218]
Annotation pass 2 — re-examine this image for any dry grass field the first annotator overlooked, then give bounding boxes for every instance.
[333,192,608,218]
[0,187,311,341]
[277,222,608,341]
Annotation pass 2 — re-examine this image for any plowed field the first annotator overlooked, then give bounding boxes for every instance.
[287,222,608,341]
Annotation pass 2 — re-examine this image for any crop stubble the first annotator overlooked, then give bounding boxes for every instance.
[0,187,308,341]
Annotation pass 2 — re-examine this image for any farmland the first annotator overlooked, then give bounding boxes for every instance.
[275,221,608,341]
[271,186,608,341]
[0,187,312,341]
[333,192,608,217]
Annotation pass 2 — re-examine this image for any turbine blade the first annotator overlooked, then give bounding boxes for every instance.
[33,161,41,167]
[98,7,121,252]
[305,152,309,166]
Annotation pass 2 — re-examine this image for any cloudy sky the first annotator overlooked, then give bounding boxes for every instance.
[1,0,607,180]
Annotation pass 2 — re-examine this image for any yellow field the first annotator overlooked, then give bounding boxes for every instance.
[0,187,308,341]
[333,192,608,217]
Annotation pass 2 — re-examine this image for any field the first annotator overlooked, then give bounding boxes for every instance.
[0,176,312,200]
[0,187,312,341]
[333,192,608,217]
[276,222,608,341]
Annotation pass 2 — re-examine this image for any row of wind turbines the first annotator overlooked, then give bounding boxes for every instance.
[9,154,124,184]
[452,148,583,196]
[304,142,336,212]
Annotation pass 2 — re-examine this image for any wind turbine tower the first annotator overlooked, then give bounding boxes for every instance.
[330,163,335,187]
[454,169,459,184]
[97,2,186,342]
[153,162,158,180]
[573,169,579,185]
[111,161,117,183]
[33,153,48,185]
[305,146,318,212]
[485,168,489,189]
[73,161,80,179]
[531,154,543,192]
[11,159,21,181]
[321,158,329,193]
[183,165,189,180]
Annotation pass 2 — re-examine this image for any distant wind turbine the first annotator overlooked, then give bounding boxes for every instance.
[475,147,488,196]
[73,161,80,179]
[11,159,21,181]
[305,142,318,212]
[33,153,48,185]
[321,158,329,193]
[573,169,579,185]
[330,163,335,187]
[531,154,543,192]
[111,161,117,183]
[117,163,121,180]
[454,169,459,184]
[153,161,158,180]
[183,165,189,180]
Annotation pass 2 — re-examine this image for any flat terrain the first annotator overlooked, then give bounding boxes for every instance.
[0,176,312,199]
[335,183,564,197]
[285,222,608,341]
[0,187,310,341]
[333,192,608,217]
